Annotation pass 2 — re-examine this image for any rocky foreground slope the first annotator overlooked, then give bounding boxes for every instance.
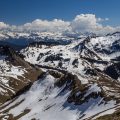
[0,45,43,105]
[0,32,120,120]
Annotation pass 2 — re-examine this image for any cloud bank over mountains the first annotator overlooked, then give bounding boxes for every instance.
[0,14,120,34]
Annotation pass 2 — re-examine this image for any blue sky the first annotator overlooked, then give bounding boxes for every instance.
[0,0,120,26]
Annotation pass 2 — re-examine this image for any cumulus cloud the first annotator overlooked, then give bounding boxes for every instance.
[71,14,101,33]
[21,19,70,32]
[0,14,120,35]
[70,14,117,34]
[0,22,9,29]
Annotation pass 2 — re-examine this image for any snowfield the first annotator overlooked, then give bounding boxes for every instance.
[0,73,117,120]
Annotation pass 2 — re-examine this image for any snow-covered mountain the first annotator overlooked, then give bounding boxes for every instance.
[0,32,120,120]
[0,31,78,46]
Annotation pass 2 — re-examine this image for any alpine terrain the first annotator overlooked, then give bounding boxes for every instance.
[0,31,120,120]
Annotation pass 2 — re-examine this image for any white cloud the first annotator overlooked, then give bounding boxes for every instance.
[0,22,9,29]
[97,17,109,22]
[21,19,70,32]
[70,14,116,34]
[71,14,101,33]
[0,14,120,35]
[105,18,109,21]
